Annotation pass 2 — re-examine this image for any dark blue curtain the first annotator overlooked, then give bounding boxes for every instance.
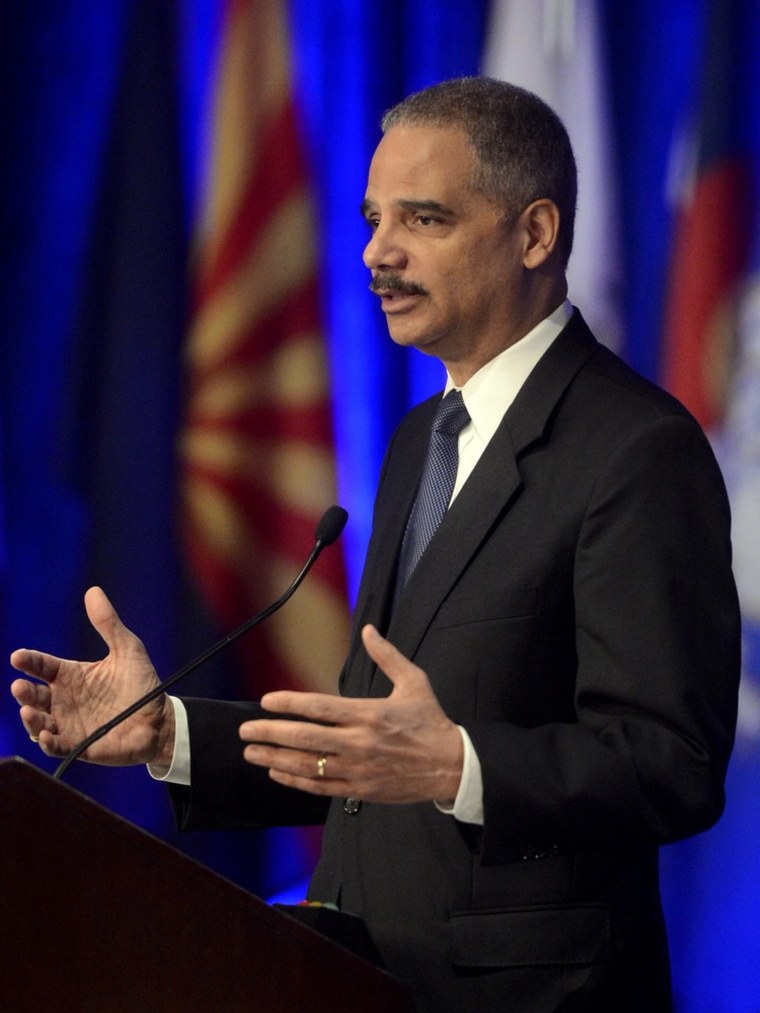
[1,2,758,1009]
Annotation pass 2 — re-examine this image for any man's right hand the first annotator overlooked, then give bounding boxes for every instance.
[9,586,175,769]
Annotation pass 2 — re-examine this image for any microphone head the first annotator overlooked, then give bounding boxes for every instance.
[315,505,348,546]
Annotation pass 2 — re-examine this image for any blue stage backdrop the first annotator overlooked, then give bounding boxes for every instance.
[1,2,758,1010]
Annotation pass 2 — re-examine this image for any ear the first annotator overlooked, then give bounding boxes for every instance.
[520,199,561,269]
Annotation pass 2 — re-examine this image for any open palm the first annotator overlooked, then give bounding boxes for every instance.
[10,587,172,766]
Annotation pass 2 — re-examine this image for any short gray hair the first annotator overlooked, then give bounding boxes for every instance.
[382,77,577,266]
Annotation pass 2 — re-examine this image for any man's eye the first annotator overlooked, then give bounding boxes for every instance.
[367,217,380,231]
[415,215,439,227]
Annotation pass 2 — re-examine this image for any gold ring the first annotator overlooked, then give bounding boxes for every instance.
[29,734,39,743]
[316,753,327,778]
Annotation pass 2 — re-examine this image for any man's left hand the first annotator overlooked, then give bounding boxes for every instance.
[239,624,463,805]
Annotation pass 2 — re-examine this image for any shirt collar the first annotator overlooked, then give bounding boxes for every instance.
[444,300,573,447]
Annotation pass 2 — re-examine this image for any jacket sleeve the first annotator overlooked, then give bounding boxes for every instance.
[168,697,331,831]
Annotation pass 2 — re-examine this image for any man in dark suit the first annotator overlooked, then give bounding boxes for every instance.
[12,79,740,1011]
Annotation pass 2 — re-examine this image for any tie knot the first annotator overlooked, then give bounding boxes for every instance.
[433,389,470,436]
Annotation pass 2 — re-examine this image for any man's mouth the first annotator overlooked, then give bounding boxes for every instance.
[369,274,428,306]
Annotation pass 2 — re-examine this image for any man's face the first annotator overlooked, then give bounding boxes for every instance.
[362,125,527,381]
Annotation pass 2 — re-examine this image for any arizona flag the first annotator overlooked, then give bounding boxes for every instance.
[181,0,349,701]
[483,0,622,350]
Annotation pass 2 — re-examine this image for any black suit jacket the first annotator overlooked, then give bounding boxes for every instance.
[172,311,740,1012]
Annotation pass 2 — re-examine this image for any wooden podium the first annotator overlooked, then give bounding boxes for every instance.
[0,758,413,1012]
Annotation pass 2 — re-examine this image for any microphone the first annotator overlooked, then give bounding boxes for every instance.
[53,505,348,780]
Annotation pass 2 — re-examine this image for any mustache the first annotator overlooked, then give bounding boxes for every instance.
[369,273,429,297]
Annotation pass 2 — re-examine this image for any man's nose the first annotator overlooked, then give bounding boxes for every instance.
[363,221,407,271]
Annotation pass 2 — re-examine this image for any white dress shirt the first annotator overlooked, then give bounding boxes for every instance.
[152,301,573,827]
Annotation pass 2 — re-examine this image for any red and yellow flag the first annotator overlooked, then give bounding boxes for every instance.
[182,0,349,698]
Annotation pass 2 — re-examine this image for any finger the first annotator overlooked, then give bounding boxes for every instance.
[10,677,52,709]
[19,704,59,743]
[258,690,350,724]
[9,649,66,685]
[243,744,346,796]
[360,624,429,691]
[11,676,54,742]
[239,716,342,752]
[243,743,341,780]
[267,769,345,795]
[84,586,144,655]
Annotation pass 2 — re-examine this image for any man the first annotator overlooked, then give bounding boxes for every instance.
[11,79,740,1011]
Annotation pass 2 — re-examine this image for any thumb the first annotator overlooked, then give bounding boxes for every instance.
[84,586,143,655]
[361,624,430,696]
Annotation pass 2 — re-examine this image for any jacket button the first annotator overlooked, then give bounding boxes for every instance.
[343,797,362,815]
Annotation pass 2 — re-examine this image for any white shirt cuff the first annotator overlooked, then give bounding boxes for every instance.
[147,696,191,785]
[435,725,484,825]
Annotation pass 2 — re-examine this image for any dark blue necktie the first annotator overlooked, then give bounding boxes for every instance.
[395,389,471,591]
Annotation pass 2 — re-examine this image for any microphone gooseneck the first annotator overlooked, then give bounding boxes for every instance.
[53,506,348,780]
